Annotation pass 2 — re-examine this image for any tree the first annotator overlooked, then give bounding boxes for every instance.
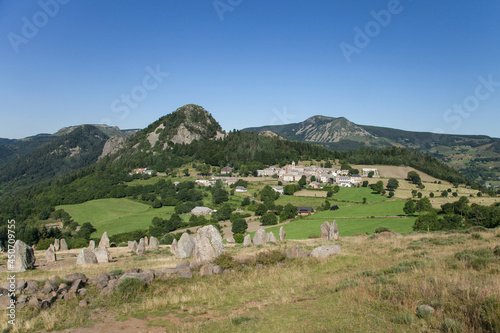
[183,168,189,176]
[284,184,299,195]
[324,160,332,168]
[279,203,297,222]
[388,191,395,198]
[298,175,307,187]
[362,197,367,204]
[403,200,416,215]
[441,191,448,198]
[241,197,250,206]
[261,212,278,226]
[387,178,399,191]
[416,198,433,214]
[260,185,279,206]
[212,187,229,205]
[430,192,435,198]
[322,200,331,210]
[255,203,267,216]
[412,212,441,231]
[418,192,423,199]
[231,218,248,235]
[214,204,233,221]
[407,171,421,184]
[362,180,369,187]
[368,171,374,178]
[76,222,96,240]
[371,181,384,194]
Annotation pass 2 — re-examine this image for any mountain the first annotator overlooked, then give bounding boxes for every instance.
[243,115,500,184]
[0,125,137,194]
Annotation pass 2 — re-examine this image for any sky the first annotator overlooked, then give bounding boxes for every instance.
[0,0,499,139]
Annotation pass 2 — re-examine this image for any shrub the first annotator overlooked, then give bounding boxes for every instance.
[36,238,55,251]
[375,226,391,234]
[234,234,244,243]
[454,248,494,270]
[68,238,89,250]
[160,233,175,245]
[335,279,359,292]
[261,212,278,226]
[471,233,483,240]
[479,297,500,332]
[214,253,240,270]
[255,250,286,265]
[116,278,146,300]
[109,269,124,276]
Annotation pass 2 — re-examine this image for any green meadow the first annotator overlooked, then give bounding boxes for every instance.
[57,198,176,237]
[330,186,391,203]
[312,200,406,218]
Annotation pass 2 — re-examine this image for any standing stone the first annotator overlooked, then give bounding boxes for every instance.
[193,225,224,262]
[177,233,195,259]
[45,244,56,262]
[170,238,178,255]
[128,241,137,252]
[88,240,95,251]
[76,248,97,266]
[243,234,252,246]
[13,240,35,272]
[329,220,339,241]
[93,248,111,263]
[253,228,266,245]
[226,236,235,244]
[321,222,330,240]
[99,232,110,249]
[60,239,68,251]
[54,239,60,251]
[279,227,286,242]
[268,232,277,243]
[149,236,159,249]
[136,238,146,255]
[144,236,149,248]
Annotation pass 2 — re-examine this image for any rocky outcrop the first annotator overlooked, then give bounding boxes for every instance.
[149,236,159,249]
[99,232,110,249]
[253,228,266,245]
[193,225,224,262]
[136,238,146,255]
[13,240,35,272]
[60,239,68,251]
[177,233,195,259]
[76,248,97,266]
[243,234,252,246]
[45,245,56,262]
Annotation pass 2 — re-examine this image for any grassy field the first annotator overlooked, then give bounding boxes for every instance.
[2,229,498,332]
[258,217,416,239]
[312,200,406,219]
[57,199,176,237]
[331,187,390,203]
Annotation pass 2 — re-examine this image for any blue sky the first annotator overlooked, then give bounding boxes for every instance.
[1,0,499,139]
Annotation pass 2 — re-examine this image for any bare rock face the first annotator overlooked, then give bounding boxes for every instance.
[193,225,224,262]
[243,234,252,246]
[93,248,111,263]
[253,228,266,246]
[76,248,98,266]
[177,233,195,259]
[60,239,68,251]
[128,241,138,252]
[45,244,56,262]
[136,238,146,255]
[310,245,341,258]
[99,232,110,249]
[54,239,60,251]
[329,220,339,241]
[170,238,178,255]
[13,240,36,272]
[88,240,95,251]
[149,236,160,249]
[321,222,330,240]
[268,232,277,243]
[279,227,286,241]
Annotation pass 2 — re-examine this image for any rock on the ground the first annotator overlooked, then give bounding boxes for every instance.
[119,271,155,284]
[88,240,95,251]
[279,226,286,241]
[268,232,277,243]
[149,236,159,249]
[329,220,339,241]
[60,238,68,251]
[64,273,88,283]
[99,231,110,248]
[76,248,98,266]
[310,245,341,258]
[243,234,252,246]
[170,238,178,255]
[93,247,111,263]
[54,239,60,251]
[176,233,195,259]
[193,225,224,262]
[128,241,138,252]
[253,228,266,246]
[45,244,56,262]
[321,222,330,240]
[199,264,214,276]
[13,240,36,272]
[136,238,146,255]
[226,236,235,244]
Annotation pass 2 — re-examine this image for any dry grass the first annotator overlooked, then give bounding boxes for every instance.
[2,231,499,332]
